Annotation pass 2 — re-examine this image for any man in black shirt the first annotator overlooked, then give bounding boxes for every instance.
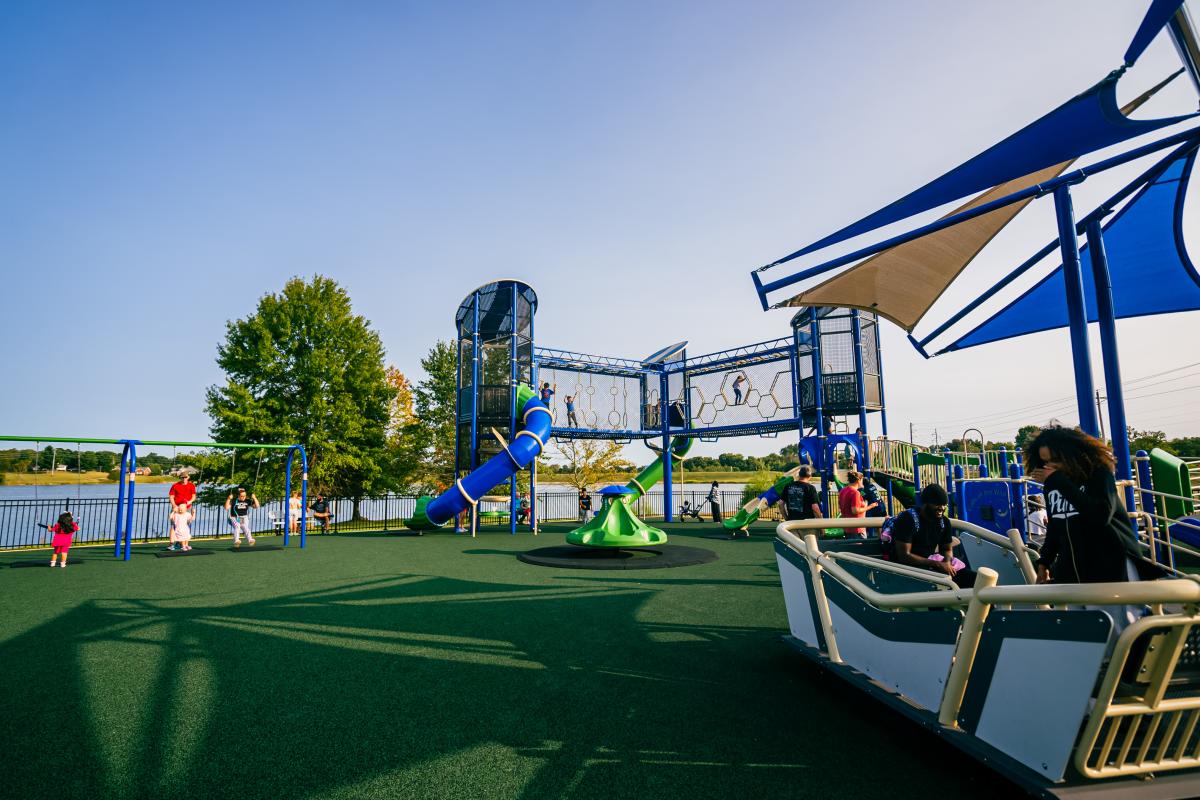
[309,494,333,534]
[889,484,975,588]
[578,489,592,522]
[779,466,822,521]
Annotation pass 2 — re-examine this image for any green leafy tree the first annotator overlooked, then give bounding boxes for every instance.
[205,276,390,512]
[1128,427,1168,454]
[408,340,457,492]
[1014,425,1041,453]
[383,366,425,491]
[551,439,635,493]
[1167,437,1200,458]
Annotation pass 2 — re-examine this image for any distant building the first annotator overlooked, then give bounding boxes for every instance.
[54,464,67,472]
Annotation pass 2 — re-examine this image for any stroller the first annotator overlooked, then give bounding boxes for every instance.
[678,501,704,522]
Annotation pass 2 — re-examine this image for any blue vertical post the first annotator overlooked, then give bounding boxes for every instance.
[509,282,518,535]
[114,442,129,558]
[851,310,870,472]
[953,465,965,520]
[528,295,537,533]
[298,446,308,548]
[790,327,804,464]
[661,368,673,522]
[123,443,138,561]
[1053,185,1100,436]
[284,447,292,546]
[470,292,481,536]
[1008,462,1027,540]
[997,447,1009,478]
[1086,219,1135,508]
[810,310,828,514]
[454,318,463,532]
[1135,449,1159,553]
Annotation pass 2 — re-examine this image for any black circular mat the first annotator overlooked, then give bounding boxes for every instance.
[517,544,717,570]
[702,530,776,540]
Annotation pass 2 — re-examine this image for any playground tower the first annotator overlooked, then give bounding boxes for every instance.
[454,280,538,534]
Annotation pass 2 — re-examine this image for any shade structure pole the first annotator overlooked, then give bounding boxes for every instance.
[810,311,829,515]
[1085,220,1134,505]
[1052,185,1100,437]
[851,310,870,471]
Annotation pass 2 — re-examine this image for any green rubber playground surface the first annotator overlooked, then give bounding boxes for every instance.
[0,523,1014,800]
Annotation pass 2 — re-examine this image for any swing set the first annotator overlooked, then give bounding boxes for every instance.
[0,435,308,560]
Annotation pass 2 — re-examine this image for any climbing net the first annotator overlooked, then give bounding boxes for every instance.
[685,356,796,430]
[537,367,641,433]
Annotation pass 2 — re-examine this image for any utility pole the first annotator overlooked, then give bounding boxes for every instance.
[909,422,914,444]
[1095,391,1107,441]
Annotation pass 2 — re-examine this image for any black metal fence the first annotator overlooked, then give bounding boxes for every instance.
[0,489,762,550]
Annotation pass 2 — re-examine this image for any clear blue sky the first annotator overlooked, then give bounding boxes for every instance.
[3,0,1198,458]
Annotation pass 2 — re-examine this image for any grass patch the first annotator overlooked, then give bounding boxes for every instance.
[0,523,1014,799]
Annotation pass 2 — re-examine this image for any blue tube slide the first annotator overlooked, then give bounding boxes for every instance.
[407,384,551,530]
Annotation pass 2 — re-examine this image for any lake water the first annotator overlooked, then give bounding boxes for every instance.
[0,481,748,501]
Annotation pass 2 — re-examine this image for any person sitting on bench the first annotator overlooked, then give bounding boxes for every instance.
[889,484,976,589]
[309,494,334,533]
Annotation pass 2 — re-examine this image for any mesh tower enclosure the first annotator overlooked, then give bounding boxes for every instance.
[792,307,884,427]
[454,281,537,474]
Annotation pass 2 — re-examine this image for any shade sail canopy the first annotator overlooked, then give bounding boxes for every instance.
[773,72,1196,265]
[770,72,1185,331]
[939,151,1200,354]
[1126,0,1186,66]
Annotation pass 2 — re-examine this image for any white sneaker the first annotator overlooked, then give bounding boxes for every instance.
[248,538,256,546]
[50,561,55,567]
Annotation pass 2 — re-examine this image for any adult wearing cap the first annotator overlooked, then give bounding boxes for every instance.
[888,484,976,588]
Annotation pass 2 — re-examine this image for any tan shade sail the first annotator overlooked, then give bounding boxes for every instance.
[775,76,1179,332]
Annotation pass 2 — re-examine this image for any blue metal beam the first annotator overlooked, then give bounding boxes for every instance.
[1053,185,1101,437]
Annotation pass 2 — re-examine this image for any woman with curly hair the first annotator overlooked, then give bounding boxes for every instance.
[1024,426,1143,584]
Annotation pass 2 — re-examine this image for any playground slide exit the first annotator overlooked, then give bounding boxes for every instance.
[406,384,551,529]
[624,436,693,503]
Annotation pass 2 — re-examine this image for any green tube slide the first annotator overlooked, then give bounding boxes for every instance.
[1150,447,1195,520]
[888,478,917,509]
[624,437,693,502]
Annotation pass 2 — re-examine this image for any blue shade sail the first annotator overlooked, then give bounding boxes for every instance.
[1125,0,1186,66]
[771,72,1196,265]
[939,152,1200,354]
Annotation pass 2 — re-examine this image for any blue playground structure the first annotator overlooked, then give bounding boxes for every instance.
[410,279,895,535]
